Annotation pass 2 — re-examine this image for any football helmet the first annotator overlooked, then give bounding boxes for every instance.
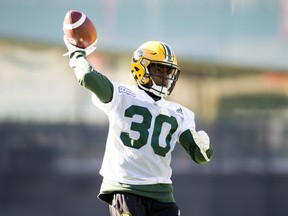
[130,41,180,98]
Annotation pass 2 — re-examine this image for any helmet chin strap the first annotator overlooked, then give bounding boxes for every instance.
[149,75,172,98]
[149,85,168,98]
[137,81,168,98]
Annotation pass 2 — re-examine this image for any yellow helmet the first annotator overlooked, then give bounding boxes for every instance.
[130,41,180,98]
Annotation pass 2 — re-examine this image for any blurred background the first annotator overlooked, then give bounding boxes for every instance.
[0,0,288,215]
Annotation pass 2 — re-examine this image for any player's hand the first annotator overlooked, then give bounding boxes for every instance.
[190,129,211,161]
[63,35,83,56]
[63,35,97,56]
[84,39,97,56]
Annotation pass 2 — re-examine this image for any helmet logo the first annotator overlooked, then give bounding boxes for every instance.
[132,49,143,62]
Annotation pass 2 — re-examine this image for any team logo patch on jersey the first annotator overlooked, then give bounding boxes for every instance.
[119,86,136,97]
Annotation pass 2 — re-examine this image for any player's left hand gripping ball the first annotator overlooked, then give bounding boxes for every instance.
[63,10,97,56]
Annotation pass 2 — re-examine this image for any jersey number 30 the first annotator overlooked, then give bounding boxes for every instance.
[120,105,178,157]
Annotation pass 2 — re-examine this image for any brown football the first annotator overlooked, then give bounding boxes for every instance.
[63,10,97,49]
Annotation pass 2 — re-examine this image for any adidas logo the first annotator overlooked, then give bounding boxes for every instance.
[176,108,183,115]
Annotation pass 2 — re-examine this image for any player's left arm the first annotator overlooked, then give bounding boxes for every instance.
[179,129,213,164]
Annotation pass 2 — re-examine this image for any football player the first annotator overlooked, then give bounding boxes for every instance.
[64,37,213,216]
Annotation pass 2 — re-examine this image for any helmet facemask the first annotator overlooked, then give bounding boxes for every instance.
[143,63,180,98]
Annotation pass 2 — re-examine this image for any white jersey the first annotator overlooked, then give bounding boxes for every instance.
[92,81,196,185]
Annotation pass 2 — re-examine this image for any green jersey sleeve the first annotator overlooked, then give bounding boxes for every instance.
[69,51,113,103]
[179,129,213,164]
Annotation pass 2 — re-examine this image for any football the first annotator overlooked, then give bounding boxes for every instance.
[63,10,97,49]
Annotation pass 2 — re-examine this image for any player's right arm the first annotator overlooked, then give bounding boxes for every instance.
[63,35,113,103]
[68,50,113,103]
